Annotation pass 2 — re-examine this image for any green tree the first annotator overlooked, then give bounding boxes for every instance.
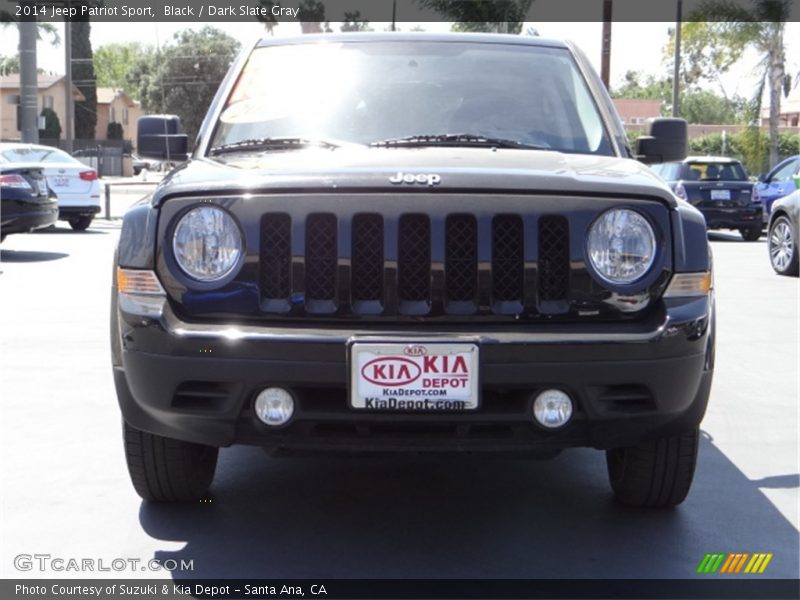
[611,70,671,111]
[340,10,372,32]
[0,54,20,74]
[128,27,241,142]
[107,121,123,140]
[418,0,534,34]
[256,1,279,34]
[681,89,747,124]
[38,107,61,140]
[72,18,97,140]
[680,2,792,168]
[94,43,148,95]
[0,11,60,44]
[298,0,327,33]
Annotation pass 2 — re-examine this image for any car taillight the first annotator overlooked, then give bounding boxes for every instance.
[674,181,687,200]
[0,174,32,189]
[751,186,761,204]
[79,170,97,181]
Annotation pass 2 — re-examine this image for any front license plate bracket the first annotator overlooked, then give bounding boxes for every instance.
[349,341,480,411]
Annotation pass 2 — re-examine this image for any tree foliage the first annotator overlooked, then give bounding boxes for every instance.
[107,121,123,140]
[688,130,799,175]
[340,10,372,31]
[612,70,672,104]
[681,89,747,124]
[0,54,45,75]
[613,70,747,124]
[72,18,97,140]
[681,1,792,168]
[38,107,61,140]
[127,27,241,143]
[94,43,147,95]
[0,55,21,74]
[0,11,60,44]
[417,0,534,34]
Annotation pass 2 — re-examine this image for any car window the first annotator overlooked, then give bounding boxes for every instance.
[0,146,76,164]
[212,41,613,155]
[685,161,747,181]
[769,158,799,182]
[650,163,681,180]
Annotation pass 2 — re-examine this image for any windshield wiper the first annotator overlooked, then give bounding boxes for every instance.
[209,137,341,156]
[369,133,550,150]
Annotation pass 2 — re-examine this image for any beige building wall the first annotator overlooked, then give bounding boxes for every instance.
[96,89,141,141]
[0,76,83,141]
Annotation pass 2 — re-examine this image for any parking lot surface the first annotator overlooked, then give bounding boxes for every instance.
[1,216,797,580]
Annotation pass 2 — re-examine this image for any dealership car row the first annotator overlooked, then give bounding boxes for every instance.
[0,143,102,241]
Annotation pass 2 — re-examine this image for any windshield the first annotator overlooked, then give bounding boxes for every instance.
[0,146,76,164]
[210,41,613,156]
[683,161,748,181]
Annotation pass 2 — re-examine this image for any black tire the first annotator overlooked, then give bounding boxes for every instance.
[606,428,699,508]
[768,215,799,276]
[123,421,218,502]
[739,226,762,241]
[68,216,93,231]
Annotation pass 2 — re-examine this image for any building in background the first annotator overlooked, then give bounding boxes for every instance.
[612,98,662,126]
[0,74,84,141]
[95,88,141,141]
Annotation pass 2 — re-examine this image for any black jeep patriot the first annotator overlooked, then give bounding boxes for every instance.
[112,33,714,507]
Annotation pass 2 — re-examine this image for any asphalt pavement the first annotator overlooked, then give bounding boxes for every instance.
[0,220,797,581]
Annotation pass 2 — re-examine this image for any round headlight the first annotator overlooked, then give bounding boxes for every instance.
[172,205,243,282]
[587,208,656,284]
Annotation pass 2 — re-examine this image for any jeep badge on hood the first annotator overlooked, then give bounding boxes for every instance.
[389,172,442,186]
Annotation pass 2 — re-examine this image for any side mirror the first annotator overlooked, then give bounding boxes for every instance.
[635,118,688,165]
[137,115,189,162]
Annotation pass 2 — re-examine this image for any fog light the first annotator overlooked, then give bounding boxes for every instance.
[254,387,295,427]
[533,389,573,428]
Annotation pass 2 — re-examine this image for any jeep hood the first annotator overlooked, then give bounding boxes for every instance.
[151,147,677,207]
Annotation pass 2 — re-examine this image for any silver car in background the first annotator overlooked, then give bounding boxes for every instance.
[767,189,800,276]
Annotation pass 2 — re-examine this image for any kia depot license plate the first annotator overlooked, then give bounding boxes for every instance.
[350,342,479,411]
[710,189,731,200]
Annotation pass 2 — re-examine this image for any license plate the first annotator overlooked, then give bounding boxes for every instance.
[710,189,730,200]
[350,342,479,411]
[52,176,69,187]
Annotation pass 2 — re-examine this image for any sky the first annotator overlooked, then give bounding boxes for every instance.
[2,20,800,102]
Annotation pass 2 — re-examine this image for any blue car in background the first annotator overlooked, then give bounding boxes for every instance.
[756,154,800,223]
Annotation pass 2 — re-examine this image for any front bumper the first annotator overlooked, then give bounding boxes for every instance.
[699,204,762,230]
[113,294,715,453]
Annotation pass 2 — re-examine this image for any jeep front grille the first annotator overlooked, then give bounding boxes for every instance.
[259,212,571,318]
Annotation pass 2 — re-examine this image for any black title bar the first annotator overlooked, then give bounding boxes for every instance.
[4,0,800,23]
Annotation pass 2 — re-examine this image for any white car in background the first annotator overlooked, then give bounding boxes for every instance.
[0,143,101,230]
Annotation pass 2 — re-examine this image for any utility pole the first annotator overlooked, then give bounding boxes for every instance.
[65,11,74,153]
[18,2,39,143]
[601,0,612,89]
[672,0,683,117]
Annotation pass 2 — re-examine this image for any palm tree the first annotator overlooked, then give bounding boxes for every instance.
[418,0,535,34]
[690,0,791,168]
[0,11,60,44]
